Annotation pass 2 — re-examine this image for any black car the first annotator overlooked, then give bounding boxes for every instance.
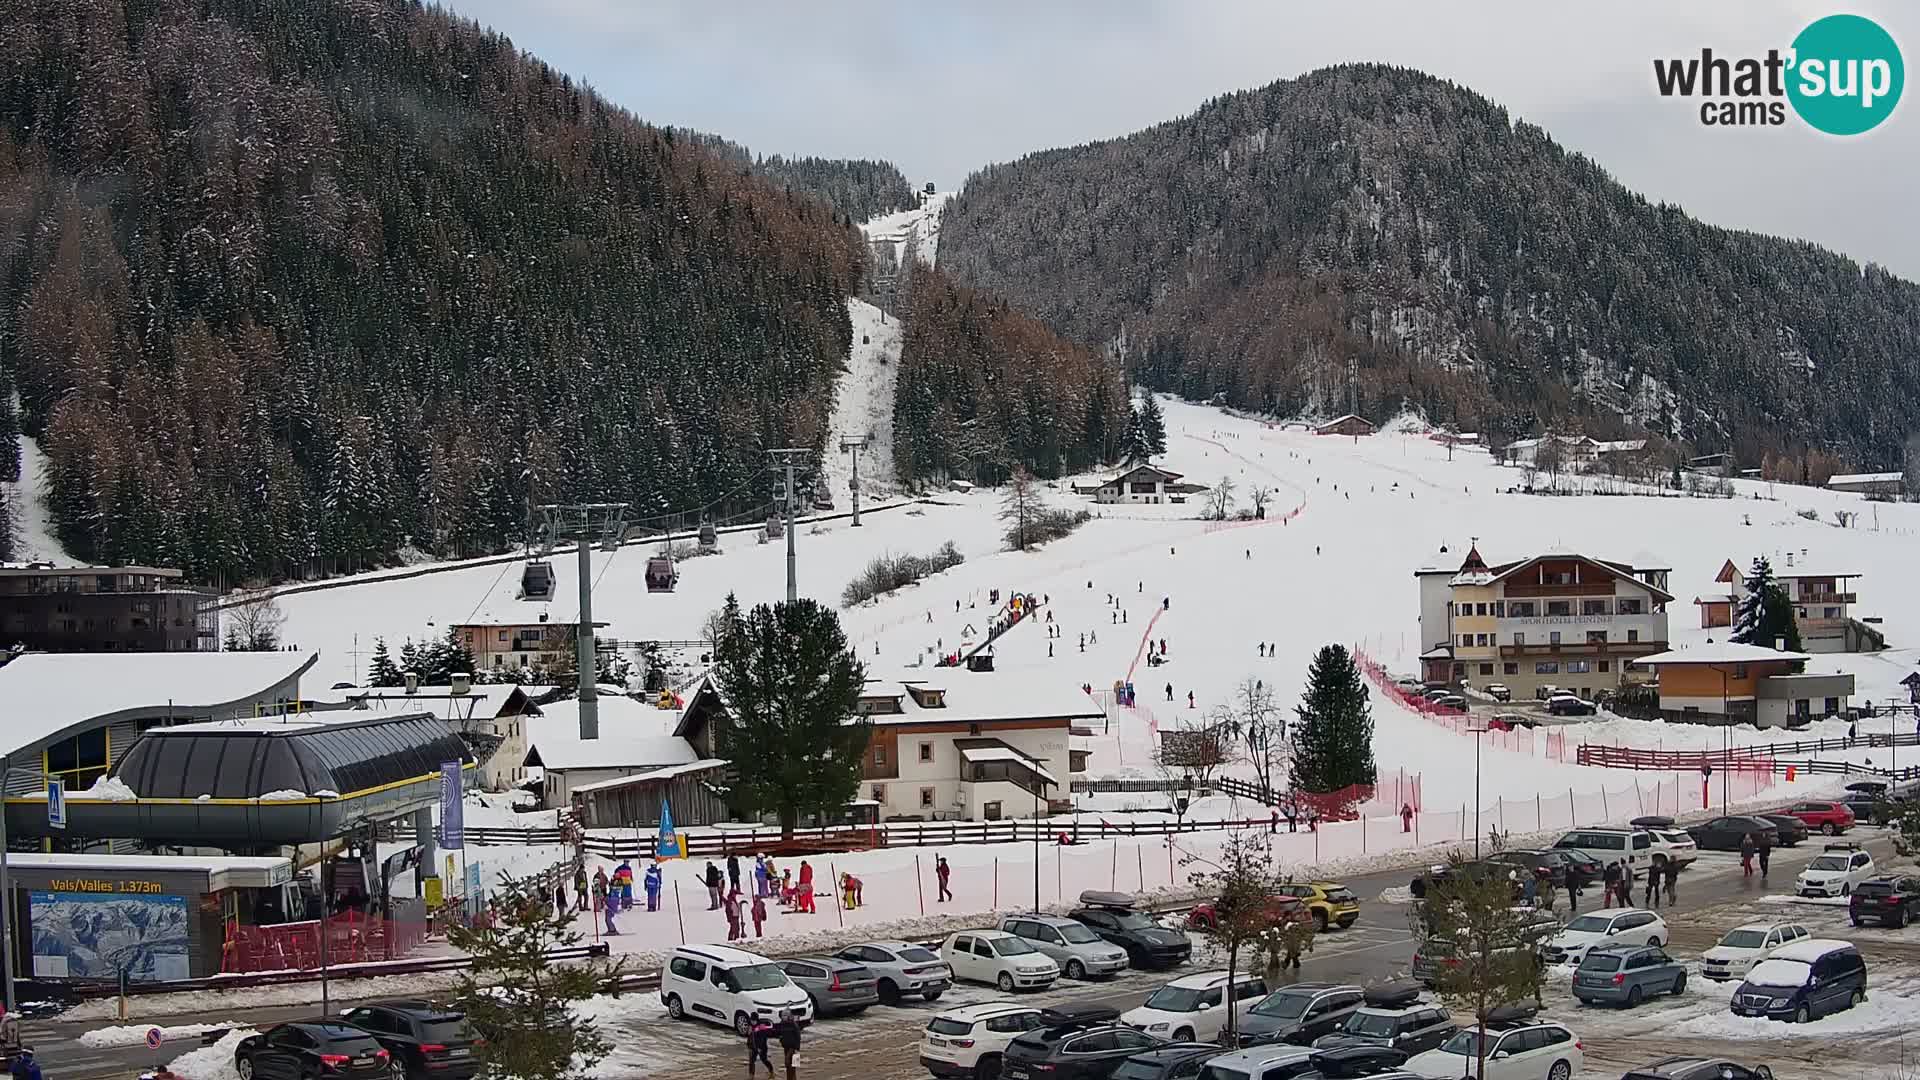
[1839,791,1889,825]
[1290,1043,1410,1078]
[340,1002,482,1080]
[1486,849,1567,888]
[1541,848,1602,885]
[1070,894,1191,968]
[1850,875,1920,928]
[1755,814,1810,847]
[1003,1007,1165,1080]
[1408,860,1498,900]
[235,1021,395,1080]
[1686,815,1780,852]
[1234,983,1364,1046]
[1311,982,1457,1056]
[1622,1056,1775,1080]
[1110,1043,1223,1080]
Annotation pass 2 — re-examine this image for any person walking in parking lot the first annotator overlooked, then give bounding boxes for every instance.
[1643,862,1659,908]
[1740,833,1756,877]
[1601,861,1621,907]
[775,1008,803,1080]
[1662,859,1680,906]
[1757,833,1772,878]
[747,1018,776,1078]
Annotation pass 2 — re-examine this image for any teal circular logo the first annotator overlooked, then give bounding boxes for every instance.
[1787,14,1904,135]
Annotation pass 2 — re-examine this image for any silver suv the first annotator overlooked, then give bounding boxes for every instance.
[999,914,1130,979]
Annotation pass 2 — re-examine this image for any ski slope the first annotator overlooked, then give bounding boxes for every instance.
[3,432,75,564]
[818,299,903,505]
[861,191,951,266]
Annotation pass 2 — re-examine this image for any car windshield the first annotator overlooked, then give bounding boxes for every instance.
[730,964,789,991]
[994,937,1037,956]
[1438,1029,1492,1056]
[1111,912,1159,930]
[1144,986,1208,1012]
[1809,856,1850,871]
[1325,888,1357,902]
[1250,991,1311,1018]
[1058,923,1102,944]
[1564,915,1611,933]
[1340,1012,1400,1037]
[927,1018,974,1036]
[1719,929,1768,949]
[899,947,941,963]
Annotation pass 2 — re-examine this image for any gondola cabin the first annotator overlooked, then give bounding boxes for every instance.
[644,556,678,593]
[520,558,555,601]
[697,523,718,550]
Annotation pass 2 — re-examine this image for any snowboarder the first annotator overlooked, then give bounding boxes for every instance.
[644,862,663,912]
[704,861,724,909]
[751,892,768,938]
[1166,683,1173,701]
[936,856,953,902]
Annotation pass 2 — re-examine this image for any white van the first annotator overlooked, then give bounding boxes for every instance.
[661,944,815,1035]
[1552,826,1662,873]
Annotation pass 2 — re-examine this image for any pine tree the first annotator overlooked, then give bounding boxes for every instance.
[1290,644,1377,793]
[442,626,478,680]
[712,598,868,837]
[367,638,402,686]
[398,639,423,681]
[1138,392,1168,456]
[1731,557,1801,651]
[1121,402,1148,462]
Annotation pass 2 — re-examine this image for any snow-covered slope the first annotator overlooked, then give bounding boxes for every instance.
[862,191,951,267]
[3,432,75,564]
[818,299,902,505]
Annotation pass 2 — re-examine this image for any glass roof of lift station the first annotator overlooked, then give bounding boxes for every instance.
[111,713,472,800]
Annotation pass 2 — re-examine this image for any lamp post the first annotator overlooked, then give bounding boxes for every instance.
[1469,727,1489,858]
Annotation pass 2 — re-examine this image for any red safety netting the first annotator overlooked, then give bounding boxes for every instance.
[221,912,429,974]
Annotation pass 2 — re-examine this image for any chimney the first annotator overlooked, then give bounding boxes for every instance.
[404,671,419,695]
[451,672,472,695]
[1775,637,1786,651]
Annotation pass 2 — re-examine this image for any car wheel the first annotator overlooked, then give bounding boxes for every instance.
[878,979,901,1004]
[1895,908,1909,929]
[1312,911,1328,933]
[1173,1027,1194,1043]
[923,990,943,1002]
[974,1054,1003,1080]
[997,971,1015,993]
[1626,985,1643,1007]
[1065,960,1085,980]
[1755,1068,1774,1080]
[1852,917,1865,927]
[734,1011,753,1037]
[1672,971,1687,996]
[1794,1004,1812,1024]
[1850,989,1866,1008]
[1842,883,1852,896]
[1647,936,1662,948]
[1825,823,1840,836]
[1548,1060,1571,1080]
[236,1055,255,1080]
[665,994,685,1020]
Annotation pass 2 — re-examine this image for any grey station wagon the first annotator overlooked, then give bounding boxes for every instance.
[1573,943,1686,1007]
[776,955,880,1016]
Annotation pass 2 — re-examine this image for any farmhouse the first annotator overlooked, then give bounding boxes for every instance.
[1091,463,1186,505]
[1315,415,1376,437]
[1826,471,1905,497]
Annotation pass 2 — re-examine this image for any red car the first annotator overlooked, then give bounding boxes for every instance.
[1186,895,1312,931]
[1784,800,1855,836]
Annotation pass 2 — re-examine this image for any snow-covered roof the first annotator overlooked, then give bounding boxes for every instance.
[0,651,318,753]
[851,670,1103,728]
[1632,643,1812,667]
[524,694,698,771]
[1827,472,1904,486]
[1102,463,1184,485]
[1462,552,1676,601]
[1314,414,1374,431]
[1593,439,1648,453]
[569,758,729,795]
[956,743,1060,785]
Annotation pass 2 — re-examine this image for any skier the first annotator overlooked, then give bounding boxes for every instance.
[936,856,953,902]
[1162,597,1169,611]
[1165,683,1173,701]
[751,892,768,938]
[1089,630,1098,645]
[600,877,618,935]
[1315,545,1321,555]
[728,853,742,894]
[1048,642,1054,658]
[574,864,590,912]
[1122,609,1127,624]
[1111,611,1117,624]
[644,862,663,912]
[797,861,816,913]
[704,861,724,909]
[1187,691,1195,709]
[755,855,771,898]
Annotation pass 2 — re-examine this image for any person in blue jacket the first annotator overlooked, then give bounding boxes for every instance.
[644,862,663,912]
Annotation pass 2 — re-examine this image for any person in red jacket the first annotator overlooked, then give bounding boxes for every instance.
[796,860,815,913]
[1400,803,1415,833]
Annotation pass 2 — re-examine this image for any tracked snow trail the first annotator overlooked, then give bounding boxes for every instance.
[819,299,903,505]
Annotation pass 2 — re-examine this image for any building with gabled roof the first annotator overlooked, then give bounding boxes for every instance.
[1315,414,1376,437]
[1694,558,1877,653]
[1631,643,1852,727]
[1091,462,1188,505]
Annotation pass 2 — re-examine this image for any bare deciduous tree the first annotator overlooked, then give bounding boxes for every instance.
[1204,476,1237,520]
[1209,677,1286,800]
[1248,485,1272,519]
[223,595,286,651]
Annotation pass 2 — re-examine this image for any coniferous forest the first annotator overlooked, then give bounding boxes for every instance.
[0,0,864,584]
[939,64,1920,467]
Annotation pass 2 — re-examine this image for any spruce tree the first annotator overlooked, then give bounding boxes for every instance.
[442,626,479,680]
[712,598,869,837]
[1138,393,1168,456]
[1121,402,1147,462]
[1731,557,1801,651]
[367,638,402,686]
[1290,644,1377,793]
[398,639,423,680]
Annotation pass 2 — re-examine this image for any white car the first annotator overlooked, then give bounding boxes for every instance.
[942,930,1059,992]
[917,1001,1043,1079]
[1404,1018,1584,1080]
[660,944,814,1036]
[1540,909,1667,966]
[1701,921,1811,982]
[1649,829,1698,869]
[1119,969,1269,1044]
[1797,844,1876,897]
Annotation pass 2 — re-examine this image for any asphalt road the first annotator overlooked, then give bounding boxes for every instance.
[31,830,1902,1079]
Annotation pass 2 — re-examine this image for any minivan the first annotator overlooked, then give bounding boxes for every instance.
[660,944,815,1035]
[1731,938,1866,1023]
[1553,826,1653,872]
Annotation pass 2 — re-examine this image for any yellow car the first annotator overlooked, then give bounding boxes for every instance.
[1275,881,1360,931]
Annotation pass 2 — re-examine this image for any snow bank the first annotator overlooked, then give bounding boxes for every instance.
[74,776,139,802]
[1674,981,1918,1038]
[81,1020,238,1048]
[163,1029,256,1080]
[2,430,75,564]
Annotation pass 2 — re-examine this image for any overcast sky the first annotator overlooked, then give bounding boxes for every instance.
[444,0,1917,279]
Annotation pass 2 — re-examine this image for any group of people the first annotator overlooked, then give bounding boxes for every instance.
[1509,856,1681,913]
[744,1009,804,1079]
[1739,832,1775,878]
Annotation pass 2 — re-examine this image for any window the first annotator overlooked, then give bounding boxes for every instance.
[918,742,934,763]
[874,744,887,766]
[1824,697,1839,715]
[1566,661,1590,674]
[1732,662,1748,678]
[1476,603,1488,616]
[45,727,109,792]
[1479,664,1494,676]
[1493,602,1505,617]
[1535,662,1559,674]
[1617,598,1643,615]
[669,957,706,980]
[1627,629,1639,643]
[1546,601,1572,617]
[1459,634,1471,647]
[1597,660,1610,673]
[1586,630,1608,643]
[1513,632,1526,646]
[1509,601,1536,617]
[1504,663,1518,675]
[1475,634,1489,647]
[498,630,508,642]
[1549,631,1561,645]
[920,787,935,808]
[1582,600,1609,616]
[1823,607,1838,618]
[871,783,886,802]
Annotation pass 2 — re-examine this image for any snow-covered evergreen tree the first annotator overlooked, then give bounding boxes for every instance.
[1290,644,1377,793]
[367,637,402,686]
[1731,557,1801,651]
[1138,393,1168,457]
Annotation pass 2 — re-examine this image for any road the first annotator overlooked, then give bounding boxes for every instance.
[31,832,1905,1079]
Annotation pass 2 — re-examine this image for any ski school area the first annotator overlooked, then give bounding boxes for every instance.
[256,391,1920,966]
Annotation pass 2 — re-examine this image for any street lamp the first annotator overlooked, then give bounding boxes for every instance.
[1469,727,1489,858]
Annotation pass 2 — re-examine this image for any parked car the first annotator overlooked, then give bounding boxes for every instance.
[1542,909,1668,966]
[1539,848,1602,883]
[1535,685,1564,702]
[1434,693,1467,711]
[661,944,814,1035]
[1199,1043,1409,1080]
[1546,693,1596,716]
[1411,909,1557,985]
[1187,895,1311,933]
[1001,914,1131,979]
[1485,713,1536,732]
[1571,943,1687,1007]
[1273,881,1362,931]
[338,1002,482,1080]
[1122,970,1270,1044]
[776,955,880,1017]
[1401,1008,1583,1080]
[837,940,954,1003]
[1552,827,1660,874]
[1486,849,1567,888]
[1485,683,1513,702]
[1700,922,1810,982]
[1002,1007,1163,1080]
[234,1021,395,1080]
[1731,939,1867,1023]
[944,931,1061,993]
[1783,800,1856,836]
[1647,830,1698,869]
[1422,688,1453,703]
[919,1001,1045,1079]
[1311,982,1457,1057]
[1838,790,1888,825]
[1685,816,1780,852]
[1620,1057,1775,1080]
[1796,843,1876,898]
[1850,875,1920,928]
[1233,982,1363,1047]
[1070,892,1193,969]
[1110,1044,1223,1080]
[1754,814,1810,847]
